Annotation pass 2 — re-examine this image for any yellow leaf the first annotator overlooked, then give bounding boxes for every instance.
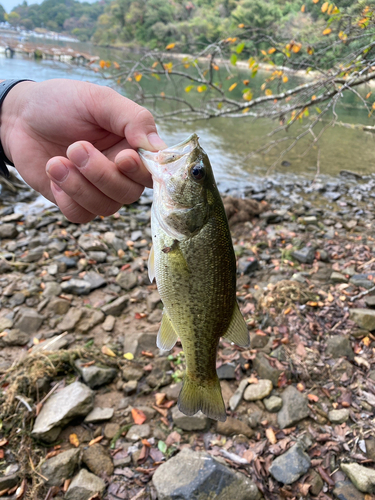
[243,79,250,85]
[366,92,372,99]
[113,61,120,69]
[228,83,237,92]
[242,107,249,114]
[292,43,302,53]
[307,46,314,55]
[212,64,219,71]
[322,28,332,35]
[185,85,194,93]
[372,102,375,110]
[363,336,371,347]
[127,77,132,82]
[283,75,288,83]
[105,61,111,68]
[312,0,319,3]
[266,428,277,444]
[261,82,266,91]
[124,352,134,360]
[327,3,333,14]
[265,89,273,96]
[33,337,39,345]
[163,62,173,73]
[134,73,142,82]
[99,60,105,69]
[166,43,176,50]
[301,4,305,12]
[261,49,267,56]
[217,102,223,109]
[321,1,328,13]
[117,78,121,84]
[197,85,207,93]
[238,23,245,28]
[268,47,276,54]
[331,6,339,14]
[152,61,158,68]
[311,94,316,100]
[327,292,334,302]
[243,89,253,101]
[102,345,116,357]
[69,433,80,447]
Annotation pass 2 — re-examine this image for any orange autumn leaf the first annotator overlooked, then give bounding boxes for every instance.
[268,47,276,54]
[69,433,80,447]
[312,0,319,3]
[101,345,116,357]
[297,382,305,391]
[132,408,147,425]
[292,43,302,53]
[307,393,319,402]
[134,73,142,82]
[238,23,245,28]
[228,83,237,92]
[113,61,120,69]
[266,427,277,444]
[166,43,176,50]
[301,4,305,12]
[99,60,105,69]
[322,28,332,35]
[89,436,104,446]
[321,1,328,12]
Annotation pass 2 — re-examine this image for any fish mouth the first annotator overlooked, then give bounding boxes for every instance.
[139,134,199,179]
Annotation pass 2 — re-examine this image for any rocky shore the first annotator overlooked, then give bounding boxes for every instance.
[1,169,375,500]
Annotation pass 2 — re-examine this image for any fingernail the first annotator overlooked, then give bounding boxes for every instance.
[52,181,62,192]
[67,142,89,168]
[116,154,138,173]
[147,132,167,150]
[47,159,68,182]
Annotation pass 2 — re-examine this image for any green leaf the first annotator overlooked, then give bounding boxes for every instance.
[85,339,94,348]
[236,42,245,54]
[251,67,258,78]
[152,73,161,80]
[158,440,167,454]
[315,107,322,114]
[230,54,237,66]
[185,85,194,93]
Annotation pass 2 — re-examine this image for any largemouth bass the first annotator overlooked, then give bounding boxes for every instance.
[139,134,249,422]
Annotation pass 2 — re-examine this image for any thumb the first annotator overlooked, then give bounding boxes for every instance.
[87,84,167,151]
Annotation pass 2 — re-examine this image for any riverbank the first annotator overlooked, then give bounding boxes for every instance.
[1,174,375,499]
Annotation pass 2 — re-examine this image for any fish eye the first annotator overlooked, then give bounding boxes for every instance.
[190,163,205,181]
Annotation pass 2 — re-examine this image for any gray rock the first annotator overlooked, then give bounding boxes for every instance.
[58,307,83,331]
[102,315,115,332]
[32,381,94,442]
[229,379,248,411]
[216,417,253,438]
[77,233,107,252]
[253,354,283,387]
[75,359,117,389]
[103,231,124,252]
[291,247,315,264]
[45,297,70,316]
[277,385,309,429]
[341,462,375,493]
[350,275,374,289]
[101,295,128,316]
[123,330,157,356]
[84,407,114,423]
[65,469,106,500]
[0,317,13,330]
[269,443,311,484]
[82,443,114,477]
[350,308,375,331]
[127,424,151,441]
[331,272,348,284]
[333,480,365,500]
[0,258,12,273]
[250,332,269,349]
[365,295,375,308]
[146,290,162,312]
[153,448,261,500]
[328,408,350,424]
[21,246,44,263]
[87,251,107,263]
[83,271,106,290]
[244,379,273,401]
[0,473,19,490]
[76,309,105,334]
[0,223,18,239]
[326,336,354,360]
[263,395,283,412]
[238,257,259,274]
[116,271,138,290]
[165,382,183,401]
[123,379,138,394]
[122,364,144,381]
[172,407,209,431]
[30,333,72,353]
[41,448,80,486]
[104,422,120,440]
[42,281,62,298]
[61,279,91,295]
[0,329,29,346]
[14,307,44,333]
[217,362,236,380]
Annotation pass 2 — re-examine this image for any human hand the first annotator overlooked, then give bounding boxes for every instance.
[0,79,166,222]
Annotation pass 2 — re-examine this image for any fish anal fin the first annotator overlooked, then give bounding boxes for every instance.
[148,245,155,283]
[222,302,250,348]
[157,311,178,351]
[178,374,226,422]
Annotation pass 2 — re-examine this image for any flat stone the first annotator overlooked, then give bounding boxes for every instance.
[65,469,105,500]
[123,379,138,394]
[229,379,249,411]
[41,448,80,486]
[102,315,115,332]
[61,279,91,295]
[83,270,106,290]
[277,385,309,429]
[87,251,107,263]
[328,408,350,424]
[350,275,374,289]
[123,330,157,356]
[42,281,62,298]
[0,329,29,346]
[0,473,19,490]
[21,247,44,262]
[341,462,375,493]
[172,406,209,431]
[14,307,44,333]
[76,309,105,334]
[75,359,117,389]
[0,223,18,239]
[104,422,120,440]
[350,309,375,331]
[333,480,365,500]
[84,407,114,423]
[238,257,259,274]
[326,336,354,360]
[116,271,138,290]
[82,443,114,477]
[244,379,273,401]
[146,290,161,312]
[165,382,183,401]
[77,233,107,252]
[217,362,236,380]
[122,364,144,381]
[331,272,348,283]
[263,395,283,412]
[153,448,261,500]
[58,307,83,331]
[253,354,283,387]
[0,317,13,331]
[32,381,94,442]
[269,443,311,484]
[291,247,315,264]
[30,333,71,353]
[127,424,151,441]
[216,417,253,438]
[365,296,375,308]
[101,295,128,316]
[45,297,70,316]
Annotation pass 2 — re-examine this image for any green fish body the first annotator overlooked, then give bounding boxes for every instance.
[139,134,249,422]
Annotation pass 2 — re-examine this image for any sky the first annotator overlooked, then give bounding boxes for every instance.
[2,0,97,14]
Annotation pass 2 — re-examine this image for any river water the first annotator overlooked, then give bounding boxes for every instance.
[1,38,374,193]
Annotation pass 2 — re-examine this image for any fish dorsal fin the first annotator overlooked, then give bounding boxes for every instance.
[148,245,155,283]
[222,302,250,348]
[157,311,178,351]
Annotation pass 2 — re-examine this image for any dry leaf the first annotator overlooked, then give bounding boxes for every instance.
[132,408,147,425]
[69,433,80,447]
[266,427,277,444]
[307,394,319,403]
[89,436,104,446]
[155,393,166,406]
[101,345,116,357]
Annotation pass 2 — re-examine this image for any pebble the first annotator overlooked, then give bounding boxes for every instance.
[229,378,249,411]
[277,385,309,429]
[172,407,209,431]
[328,408,350,424]
[291,246,315,264]
[263,395,283,412]
[41,448,80,486]
[326,336,354,359]
[341,462,375,493]
[75,359,117,389]
[61,278,92,295]
[101,295,128,316]
[243,379,273,401]
[82,443,114,477]
[350,308,375,331]
[14,307,44,333]
[126,424,151,441]
[65,469,105,500]
[217,362,236,380]
[102,314,115,332]
[84,407,114,423]
[216,416,253,438]
[269,443,311,484]
[104,422,121,440]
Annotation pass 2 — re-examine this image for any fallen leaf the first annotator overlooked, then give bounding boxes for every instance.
[69,433,79,447]
[266,427,277,444]
[123,352,134,360]
[89,436,104,446]
[132,408,147,425]
[155,393,166,406]
[101,345,116,357]
[307,394,319,403]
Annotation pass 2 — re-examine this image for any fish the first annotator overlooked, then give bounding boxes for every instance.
[139,134,249,422]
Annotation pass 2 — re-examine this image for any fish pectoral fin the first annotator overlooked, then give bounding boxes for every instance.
[157,311,178,351]
[222,302,250,348]
[148,245,155,283]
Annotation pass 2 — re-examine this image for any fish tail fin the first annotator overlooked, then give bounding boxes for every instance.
[178,374,226,422]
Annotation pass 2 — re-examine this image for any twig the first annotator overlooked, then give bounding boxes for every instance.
[350,285,375,302]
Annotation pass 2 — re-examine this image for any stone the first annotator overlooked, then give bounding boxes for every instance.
[84,407,114,423]
[165,382,182,401]
[0,223,18,239]
[61,279,91,295]
[350,309,375,331]
[277,385,309,429]
[45,297,70,316]
[58,307,83,331]
[269,443,311,484]
[330,272,348,283]
[253,354,283,387]
[21,247,44,262]
[291,246,315,264]
[123,379,138,394]
[77,233,107,252]
[82,443,114,477]
[75,359,117,389]
[172,406,209,431]
[328,408,350,424]
[123,331,157,356]
[102,315,115,332]
[308,469,324,496]
[42,282,62,298]
[153,448,261,500]
[243,379,273,401]
[350,275,374,289]
[127,424,151,441]
[135,406,156,422]
[0,329,29,346]
[365,296,375,308]
[32,381,94,442]
[263,395,283,412]
[216,417,253,438]
[41,448,80,486]
[365,439,375,461]
[0,258,12,273]
[333,480,365,500]
[217,363,236,380]
[146,290,161,312]
[340,462,375,493]
[326,336,354,360]
[76,309,105,334]
[30,333,71,353]
[229,379,249,411]
[83,271,106,290]
[238,257,259,274]
[122,364,144,381]
[65,469,105,500]
[14,307,44,333]
[0,316,13,331]
[87,251,107,263]
[104,422,120,440]
[250,332,269,349]
[101,295,128,316]
[0,473,19,490]
[116,271,138,290]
